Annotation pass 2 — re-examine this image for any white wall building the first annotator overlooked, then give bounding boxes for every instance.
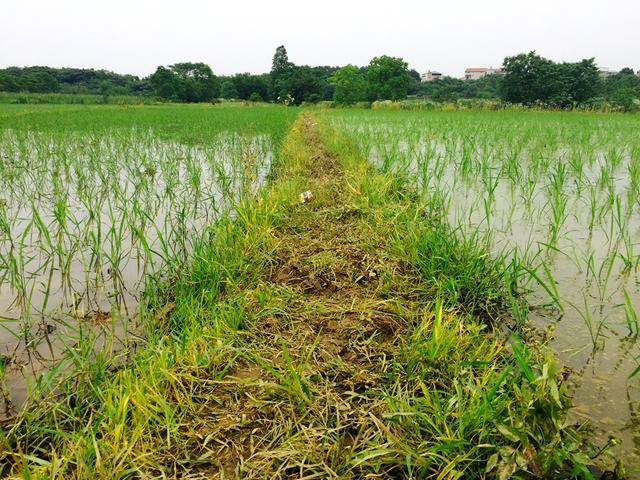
[598,67,620,80]
[464,67,503,80]
[421,71,442,82]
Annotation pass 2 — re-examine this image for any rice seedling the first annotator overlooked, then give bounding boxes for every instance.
[0,104,298,412]
[623,288,639,337]
[0,110,594,479]
[324,107,640,472]
[0,104,637,478]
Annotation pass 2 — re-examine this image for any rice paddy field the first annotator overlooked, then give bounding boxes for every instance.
[0,103,639,478]
[324,109,640,471]
[0,104,297,412]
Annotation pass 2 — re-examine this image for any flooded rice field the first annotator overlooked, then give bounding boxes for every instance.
[327,109,640,474]
[0,105,295,421]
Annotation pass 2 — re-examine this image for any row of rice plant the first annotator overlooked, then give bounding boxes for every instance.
[0,104,297,415]
[323,108,640,469]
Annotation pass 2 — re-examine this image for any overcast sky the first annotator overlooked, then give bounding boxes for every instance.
[1,0,638,78]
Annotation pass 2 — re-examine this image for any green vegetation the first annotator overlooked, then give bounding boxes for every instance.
[502,52,602,107]
[149,63,221,103]
[0,66,149,96]
[0,104,637,478]
[2,48,639,110]
[0,103,297,428]
[365,55,415,101]
[0,108,600,479]
[0,91,158,105]
[415,74,502,102]
[324,108,640,474]
[329,65,369,104]
[268,45,337,104]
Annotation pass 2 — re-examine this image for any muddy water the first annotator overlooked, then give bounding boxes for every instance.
[0,129,273,417]
[356,131,640,474]
[447,179,640,473]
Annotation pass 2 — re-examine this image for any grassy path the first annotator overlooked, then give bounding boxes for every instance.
[204,114,437,477]
[1,113,594,478]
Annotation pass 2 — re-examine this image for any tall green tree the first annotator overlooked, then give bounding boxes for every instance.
[149,63,219,102]
[501,52,601,107]
[170,63,220,102]
[329,65,368,104]
[288,66,323,104]
[0,73,22,92]
[230,73,271,101]
[220,80,239,99]
[271,46,291,76]
[563,58,601,104]
[271,45,295,102]
[603,69,640,110]
[501,52,555,104]
[149,66,181,100]
[366,56,413,100]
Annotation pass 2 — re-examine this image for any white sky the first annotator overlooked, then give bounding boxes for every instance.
[1,0,638,78]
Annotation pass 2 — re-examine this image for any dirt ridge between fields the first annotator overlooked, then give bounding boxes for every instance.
[194,114,424,478]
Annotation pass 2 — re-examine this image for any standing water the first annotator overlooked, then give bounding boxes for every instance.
[0,105,294,420]
[327,109,640,475]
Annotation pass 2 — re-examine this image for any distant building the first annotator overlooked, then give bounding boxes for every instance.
[464,67,503,80]
[598,67,619,80]
[421,71,442,82]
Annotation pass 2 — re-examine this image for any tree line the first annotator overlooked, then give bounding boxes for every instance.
[0,66,150,96]
[415,53,639,110]
[1,48,639,110]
